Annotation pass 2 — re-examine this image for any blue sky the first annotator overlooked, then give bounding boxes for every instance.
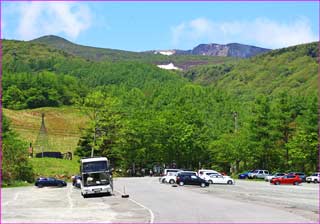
[2,1,319,51]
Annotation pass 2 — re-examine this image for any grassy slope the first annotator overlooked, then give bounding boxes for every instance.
[3,107,88,153]
[30,157,80,180]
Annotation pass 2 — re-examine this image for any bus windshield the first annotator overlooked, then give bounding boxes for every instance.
[83,172,110,186]
[82,161,108,173]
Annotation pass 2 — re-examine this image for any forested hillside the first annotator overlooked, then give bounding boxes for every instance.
[183,42,317,98]
[2,39,318,185]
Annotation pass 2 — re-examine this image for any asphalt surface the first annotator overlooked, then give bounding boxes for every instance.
[2,177,319,223]
[114,177,319,223]
[2,184,149,223]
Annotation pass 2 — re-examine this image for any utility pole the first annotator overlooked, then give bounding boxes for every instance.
[232,111,238,174]
[233,111,238,133]
[91,126,96,158]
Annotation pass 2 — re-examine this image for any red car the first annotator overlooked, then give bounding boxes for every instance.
[270,174,302,185]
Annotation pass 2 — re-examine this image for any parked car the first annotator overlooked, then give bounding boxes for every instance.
[163,172,178,184]
[176,172,209,187]
[159,169,181,183]
[238,170,254,179]
[288,172,306,182]
[178,171,198,176]
[205,174,235,185]
[35,177,67,188]
[162,169,181,176]
[248,170,269,179]
[270,175,302,185]
[264,173,286,182]
[198,169,220,179]
[306,173,320,183]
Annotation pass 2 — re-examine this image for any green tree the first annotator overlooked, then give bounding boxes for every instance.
[2,115,34,185]
[248,95,274,169]
[75,91,124,167]
[285,95,318,172]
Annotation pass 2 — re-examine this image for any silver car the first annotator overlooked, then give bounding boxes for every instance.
[264,173,286,182]
[248,170,269,179]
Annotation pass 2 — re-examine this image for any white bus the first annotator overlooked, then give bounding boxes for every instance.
[80,157,113,198]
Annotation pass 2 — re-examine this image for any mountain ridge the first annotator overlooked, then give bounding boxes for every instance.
[32,35,269,59]
[30,35,237,69]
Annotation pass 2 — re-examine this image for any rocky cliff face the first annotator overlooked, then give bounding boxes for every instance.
[190,43,270,58]
[177,43,270,58]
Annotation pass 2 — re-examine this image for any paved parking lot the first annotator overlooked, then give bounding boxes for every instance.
[2,184,149,223]
[195,179,319,221]
[2,178,319,223]
[115,177,319,223]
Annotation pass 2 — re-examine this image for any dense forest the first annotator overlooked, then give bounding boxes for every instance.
[2,39,318,183]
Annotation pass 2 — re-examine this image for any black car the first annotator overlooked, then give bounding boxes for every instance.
[176,172,209,187]
[35,177,67,188]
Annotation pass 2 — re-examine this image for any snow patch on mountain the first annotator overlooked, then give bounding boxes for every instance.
[157,63,181,70]
[154,50,175,56]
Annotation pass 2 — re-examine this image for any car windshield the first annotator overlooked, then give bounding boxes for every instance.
[312,173,319,176]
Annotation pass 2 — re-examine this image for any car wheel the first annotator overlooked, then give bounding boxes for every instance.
[200,183,206,188]
[314,179,318,184]
[169,179,175,184]
[307,181,310,183]
[38,184,43,188]
[209,180,213,184]
[179,181,184,186]
[275,181,280,185]
[58,183,63,187]
[227,180,233,185]
[162,179,165,183]
[293,181,299,185]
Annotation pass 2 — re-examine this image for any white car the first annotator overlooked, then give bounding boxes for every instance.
[159,169,181,183]
[264,173,286,182]
[163,169,181,175]
[306,173,320,183]
[163,172,178,184]
[205,174,235,185]
[198,169,220,179]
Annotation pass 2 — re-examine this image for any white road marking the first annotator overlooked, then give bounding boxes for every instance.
[3,192,20,206]
[67,186,74,209]
[14,192,20,201]
[115,190,154,223]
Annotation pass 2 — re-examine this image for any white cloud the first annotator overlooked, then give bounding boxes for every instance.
[16,2,91,40]
[171,17,317,49]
